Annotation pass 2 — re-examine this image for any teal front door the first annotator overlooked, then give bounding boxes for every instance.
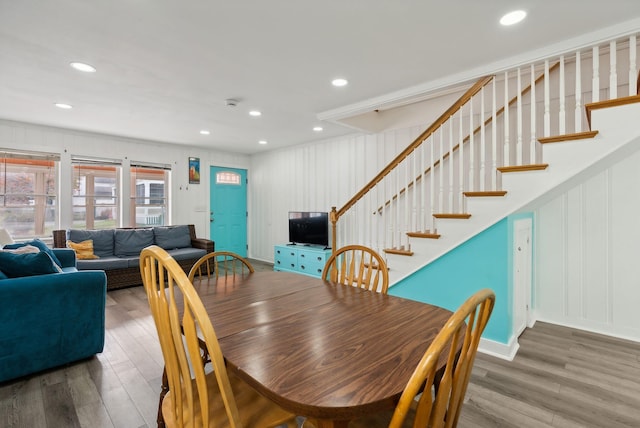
[209,166,247,257]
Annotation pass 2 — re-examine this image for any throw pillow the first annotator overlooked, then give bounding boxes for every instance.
[154,225,191,250]
[0,251,61,278]
[0,270,7,280]
[67,239,100,260]
[3,239,63,268]
[114,228,154,257]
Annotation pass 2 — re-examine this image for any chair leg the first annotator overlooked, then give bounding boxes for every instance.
[157,367,169,428]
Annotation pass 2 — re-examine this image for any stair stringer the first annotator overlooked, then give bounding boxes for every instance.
[386,101,640,286]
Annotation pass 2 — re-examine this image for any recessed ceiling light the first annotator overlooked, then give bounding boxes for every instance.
[70,62,96,73]
[249,110,262,117]
[258,140,268,145]
[500,10,526,26]
[332,78,348,87]
[200,130,210,135]
[55,103,73,109]
[313,126,323,132]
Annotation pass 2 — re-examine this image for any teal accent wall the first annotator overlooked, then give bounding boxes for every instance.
[389,217,524,344]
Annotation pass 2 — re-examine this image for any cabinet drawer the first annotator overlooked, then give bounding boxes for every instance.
[274,246,298,270]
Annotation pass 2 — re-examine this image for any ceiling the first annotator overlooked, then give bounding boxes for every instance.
[1,1,640,155]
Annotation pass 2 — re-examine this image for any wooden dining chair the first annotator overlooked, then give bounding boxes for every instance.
[140,245,297,428]
[322,245,390,294]
[346,288,495,428]
[188,251,254,282]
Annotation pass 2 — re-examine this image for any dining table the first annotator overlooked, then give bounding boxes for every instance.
[189,270,455,428]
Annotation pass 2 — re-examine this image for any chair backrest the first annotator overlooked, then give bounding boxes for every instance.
[188,251,254,282]
[140,245,243,427]
[322,245,390,294]
[386,288,495,428]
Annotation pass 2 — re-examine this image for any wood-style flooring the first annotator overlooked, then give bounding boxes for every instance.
[1,259,639,427]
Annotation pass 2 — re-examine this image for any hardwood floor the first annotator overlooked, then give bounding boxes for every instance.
[1,259,639,427]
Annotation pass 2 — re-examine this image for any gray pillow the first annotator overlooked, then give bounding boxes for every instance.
[67,229,115,257]
[153,225,191,250]
[114,228,154,257]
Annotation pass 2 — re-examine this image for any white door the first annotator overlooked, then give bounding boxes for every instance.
[513,218,532,337]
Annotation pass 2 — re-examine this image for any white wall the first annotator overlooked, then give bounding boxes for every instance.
[247,91,464,262]
[0,119,249,239]
[534,149,640,342]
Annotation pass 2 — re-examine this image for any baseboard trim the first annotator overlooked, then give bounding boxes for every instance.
[478,335,519,361]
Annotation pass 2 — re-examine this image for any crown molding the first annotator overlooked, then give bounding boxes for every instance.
[318,17,640,123]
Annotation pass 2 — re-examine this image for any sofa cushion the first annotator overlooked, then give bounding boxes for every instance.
[114,228,154,257]
[68,229,115,258]
[77,256,129,270]
[0,251,61,278]
[153,225,192,250]
[4,239,63,268]
[0,270,7,280]
[166,247,207,261]
[67,239,99,260]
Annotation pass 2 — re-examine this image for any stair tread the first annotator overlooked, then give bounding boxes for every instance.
[464,191,507,197]
[433,213,472,219]
[538,130,599,144]
[498,164,548,173]
[407,232,441,239]
[586,94,640,128]
[383,248,414,256]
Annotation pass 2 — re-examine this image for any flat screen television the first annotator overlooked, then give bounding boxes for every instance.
[288,211,329,247]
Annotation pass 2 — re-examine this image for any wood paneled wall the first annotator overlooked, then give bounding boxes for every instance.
[534,149,640,342]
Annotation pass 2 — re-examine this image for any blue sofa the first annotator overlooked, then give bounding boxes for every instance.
[0,248,106,383]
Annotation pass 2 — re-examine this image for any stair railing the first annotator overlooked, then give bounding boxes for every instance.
[330,31,640,259]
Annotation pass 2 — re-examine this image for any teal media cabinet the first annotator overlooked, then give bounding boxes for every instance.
[274,244,332,278]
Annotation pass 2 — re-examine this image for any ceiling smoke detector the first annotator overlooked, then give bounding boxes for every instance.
[225,98,238,107]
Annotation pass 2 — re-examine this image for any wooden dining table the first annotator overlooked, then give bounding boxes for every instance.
[190,270,454,428]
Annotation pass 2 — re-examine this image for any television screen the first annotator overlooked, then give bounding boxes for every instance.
[288,211,329,247]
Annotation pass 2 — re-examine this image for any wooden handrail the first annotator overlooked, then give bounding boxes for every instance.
[334,75,494,221]
[372,61,561,215]
[329,75,493,251]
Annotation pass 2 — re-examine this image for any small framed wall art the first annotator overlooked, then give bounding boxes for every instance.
[188,157,200,184]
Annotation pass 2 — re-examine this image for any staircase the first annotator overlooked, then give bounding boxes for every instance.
[330,32,640,286]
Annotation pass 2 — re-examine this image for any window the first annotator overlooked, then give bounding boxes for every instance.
[0,151,59,240]
[216,171,241,185]
[72,157,121,230]
[130,162,170,227]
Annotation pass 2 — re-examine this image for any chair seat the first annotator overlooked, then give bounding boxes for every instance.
[163,370,296,428]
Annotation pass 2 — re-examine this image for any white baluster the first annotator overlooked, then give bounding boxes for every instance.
[629,35,637,96]
[430,134,435,232]
[517,67,523,165]
[504,71,510,166]
[610,40,617,99]
[413,146,418,232]
[405,151,410,245]
[559,56,566,135]
[480,87,486,190]
[469,98,475,190]
[592,46,600,102]
[530,63,537,164]
[459,108,465,210]
[439,128,444,213]
[575,50,582,132]
[420,138,426,232]
[392,168,397,248]
[448,118,454,211]
[491,76,497,189]
[544,60,551,136]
